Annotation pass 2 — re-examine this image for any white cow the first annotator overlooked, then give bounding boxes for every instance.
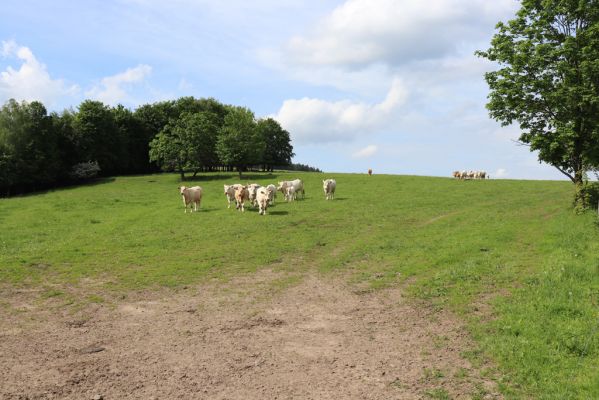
[256,186,274,215]
[285,186,296,202]
[323,179,336,200]
[277,179,305,200]
[266,184,277,205]
[234,185,249,212]
[179,186,202,213]
[224,184,243,208]
[247,183,262,207]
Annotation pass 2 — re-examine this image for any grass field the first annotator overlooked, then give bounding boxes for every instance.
[1,172,598,398]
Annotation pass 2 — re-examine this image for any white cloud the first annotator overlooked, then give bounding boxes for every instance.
[494,168,508,178]
[86,64,152,105]
[284,0,517,69]
[0,40,79,106]
[273,78,407,144]
[353,144,378,158]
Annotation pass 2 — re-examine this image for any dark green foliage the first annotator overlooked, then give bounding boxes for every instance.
[149,111,220,179]
[0,96,297,195]
[0,100,63,194]
[216,106,263,178]
[257,118,294,171]
[477,0,599,208]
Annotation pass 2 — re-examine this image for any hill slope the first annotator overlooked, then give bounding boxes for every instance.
[1,172,598,398]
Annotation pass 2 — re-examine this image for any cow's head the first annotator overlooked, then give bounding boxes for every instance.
[179,186,187,195]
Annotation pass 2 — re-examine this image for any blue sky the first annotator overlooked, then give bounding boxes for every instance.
[0,0,566,180]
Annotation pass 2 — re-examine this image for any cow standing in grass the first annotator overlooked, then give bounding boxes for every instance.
[266,184,276,205]
[323,179,336,200]
[180,186,202,213]
[277,179,305,200]
[224,184,242,209]
[256,186,274,215]
[247,183,261,207]
[234,185,249,212]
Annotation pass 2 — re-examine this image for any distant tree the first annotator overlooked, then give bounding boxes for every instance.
[215,106,262,178]
[477,0,599,209]
[149,111,220,180]
[256,118,294,171]
[0,99,62,194]
[72,100,125,176]
[112,104,149,174]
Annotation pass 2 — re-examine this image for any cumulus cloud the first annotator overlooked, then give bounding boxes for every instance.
[0,40,79,106]
[353,144,378,158]
[273,78,407,144]
[86,64,152,105]
[284,0,517,69]
[494,168,507,178]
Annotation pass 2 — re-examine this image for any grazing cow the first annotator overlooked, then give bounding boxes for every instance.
[247,183,261,207]
[452,171,460,179]
[277,179,305,200]
[234,185,249,212]
[323,179,336,200]
[368,168,373,176]
[266,184,277,205]
[256,186,273,215]
[179,186,202,213]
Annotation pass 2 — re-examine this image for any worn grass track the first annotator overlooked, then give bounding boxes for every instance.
[1,172,598,398]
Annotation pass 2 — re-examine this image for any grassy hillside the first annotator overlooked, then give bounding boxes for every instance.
[1,172,598,398]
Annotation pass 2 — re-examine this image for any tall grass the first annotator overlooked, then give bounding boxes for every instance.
[1,172,598,398]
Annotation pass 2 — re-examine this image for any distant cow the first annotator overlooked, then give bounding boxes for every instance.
[234,185,249,212]
[224,184,242,208]
[368,169,373,176]
[179,186,202,213]
[256,186,274,215]
[277,179,305,200]
[323,179,336,200]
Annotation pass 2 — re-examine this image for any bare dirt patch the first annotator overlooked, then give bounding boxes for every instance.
[0,270,500,399]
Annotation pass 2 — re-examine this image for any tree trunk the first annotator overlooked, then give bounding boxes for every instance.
[179,168,185,181]
[573,168,586,210]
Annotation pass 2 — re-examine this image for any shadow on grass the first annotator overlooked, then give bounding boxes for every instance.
[268,211,289,216]
[332,197,349,201]
[2,177,117,199]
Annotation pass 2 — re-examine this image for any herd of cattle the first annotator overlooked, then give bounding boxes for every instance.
[452,170,488,180]
[178,178,337,214]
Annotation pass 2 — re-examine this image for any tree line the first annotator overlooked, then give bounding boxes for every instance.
[0,96,296,196]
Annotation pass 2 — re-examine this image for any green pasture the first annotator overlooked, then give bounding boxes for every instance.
[1,172,598,398]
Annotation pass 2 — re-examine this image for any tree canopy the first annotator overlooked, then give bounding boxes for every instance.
[477,0,599,207]
[0,96,296,196]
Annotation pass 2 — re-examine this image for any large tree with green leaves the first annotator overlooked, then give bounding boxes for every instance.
[0,100,63,194]
[477,0,599,208]
[256,118,294,171]
[149,111,220,180]
[216,106,263,178]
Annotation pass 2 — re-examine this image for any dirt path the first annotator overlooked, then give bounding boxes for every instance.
[0,270,500,399]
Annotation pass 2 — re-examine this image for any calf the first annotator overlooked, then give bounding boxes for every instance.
[179,186,202,213]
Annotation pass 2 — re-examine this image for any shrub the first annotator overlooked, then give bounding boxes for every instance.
[69,161,101,180]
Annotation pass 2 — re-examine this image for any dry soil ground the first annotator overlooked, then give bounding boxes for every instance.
[0,270,501,399]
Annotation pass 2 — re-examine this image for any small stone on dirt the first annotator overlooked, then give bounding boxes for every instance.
[92,395,103,400]
[80,346,105,354]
